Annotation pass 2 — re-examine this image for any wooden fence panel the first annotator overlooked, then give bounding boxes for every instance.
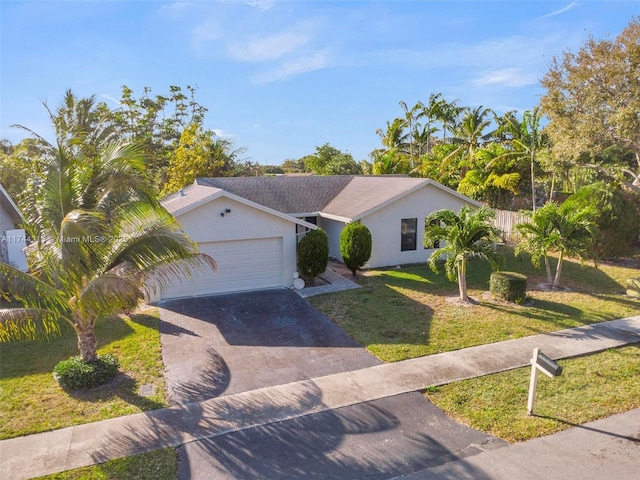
[494,209,528,244]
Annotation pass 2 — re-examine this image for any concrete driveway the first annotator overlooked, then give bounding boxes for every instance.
[158,289,381,405]
[158,289,506,479]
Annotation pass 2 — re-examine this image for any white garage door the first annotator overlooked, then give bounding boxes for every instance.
[161,237,284,300]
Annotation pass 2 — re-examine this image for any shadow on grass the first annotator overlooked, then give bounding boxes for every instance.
[62,372,166,411]
[531,414,640,443]
[0,316,134,379]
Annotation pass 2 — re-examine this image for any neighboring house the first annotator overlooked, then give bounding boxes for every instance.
[0,184,27,271]
[157,175,479,301]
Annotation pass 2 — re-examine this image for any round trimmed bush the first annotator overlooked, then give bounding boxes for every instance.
[53,354,120,390]
[340,222,372,275]
[297,228,329,281]
[490,271,527,303]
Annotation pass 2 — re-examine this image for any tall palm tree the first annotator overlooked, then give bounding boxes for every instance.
[442,106,494,179]
[424,206,503,302]
[497,108,548,211]
[0,95,214,361]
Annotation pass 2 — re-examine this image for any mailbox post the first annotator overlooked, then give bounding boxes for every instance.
[527,347,563,415]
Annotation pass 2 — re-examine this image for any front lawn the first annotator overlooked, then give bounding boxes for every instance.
[308,247,640,362]
[35,448,177,480]
[426,345,640,442]
[0,308,168,440]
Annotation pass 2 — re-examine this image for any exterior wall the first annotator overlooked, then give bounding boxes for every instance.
[0,203,17,263]
[175,196,300,288]
[361,184,475,268]
[318,217,347,260]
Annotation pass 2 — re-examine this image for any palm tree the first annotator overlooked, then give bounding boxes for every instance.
[442,106,494,179]
[497,108,548,211]
[515,204,557,284]
[424,206,503,302]
[0,94,214,361]
[515,202,596,288]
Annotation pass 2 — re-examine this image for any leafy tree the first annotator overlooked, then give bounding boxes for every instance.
[0,97,214,362]
[540,17,640,192]
[340,223,372,275]
[303,143,361,175]
[457,143,522,209]
[297,228,329,281]
[515,202,596,289]
[163,123,246,194]
[562,182,640,259]
[425,206,503,302]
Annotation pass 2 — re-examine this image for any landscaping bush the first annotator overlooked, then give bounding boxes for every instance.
[340,222,372,275]
[490,271,527,303]
[297,228,329,281]
[563,182,640,259]
[53,354,120,390]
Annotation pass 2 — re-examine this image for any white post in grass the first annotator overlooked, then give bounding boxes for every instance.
[527,347,540,415]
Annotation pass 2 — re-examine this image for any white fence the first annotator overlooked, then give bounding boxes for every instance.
[493,209,528,244]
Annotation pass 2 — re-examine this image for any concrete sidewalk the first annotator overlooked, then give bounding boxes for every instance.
[395,407,640,480]
[1,316,639,480]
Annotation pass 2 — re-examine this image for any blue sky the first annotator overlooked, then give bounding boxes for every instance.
[1,1,638,165]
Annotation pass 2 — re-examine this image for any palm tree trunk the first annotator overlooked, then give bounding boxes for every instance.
[457,258,468,301]
[531,151,536,212]
[552,251,564,289]
[76,324,98,361]
[544,254,553,285]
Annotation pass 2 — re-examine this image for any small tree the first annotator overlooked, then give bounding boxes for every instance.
[425,206,503,302]
[516,202,596,289]
[297,228,329,282]
[340,223,372,275]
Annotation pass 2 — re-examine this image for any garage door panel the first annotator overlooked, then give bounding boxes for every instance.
[161,237,284,300]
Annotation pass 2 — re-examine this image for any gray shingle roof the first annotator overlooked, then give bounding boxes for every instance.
[194,175,478,221]
[196,176,354,214]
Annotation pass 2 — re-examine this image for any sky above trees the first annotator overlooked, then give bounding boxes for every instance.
[1,1,638,165]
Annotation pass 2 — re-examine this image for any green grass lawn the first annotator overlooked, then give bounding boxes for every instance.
[0,308,168,440]
[426,345,640,442]
[35,448,177,480]
[309,246,640,362]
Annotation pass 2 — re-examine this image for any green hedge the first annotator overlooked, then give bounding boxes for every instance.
[297,228,329,281]
[490,271,527,303]
[53,354,120,390]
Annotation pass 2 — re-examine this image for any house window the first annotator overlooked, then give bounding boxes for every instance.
[401,218,417,251]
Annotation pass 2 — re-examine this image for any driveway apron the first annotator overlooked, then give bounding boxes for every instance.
[158,289,506,479]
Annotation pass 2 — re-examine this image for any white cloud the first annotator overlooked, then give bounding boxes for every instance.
[247,0,275,10]
[473,68,538,87]
[537,2,578,20]
[228,31,309,62]
[253,50,330,84]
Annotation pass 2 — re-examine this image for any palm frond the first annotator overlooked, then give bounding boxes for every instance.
[78,274,141,319]
[0,262,69,314]
[0,308,64,342]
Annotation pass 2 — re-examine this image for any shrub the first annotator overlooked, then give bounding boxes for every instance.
[340,223,372,275]
[297,228,329,281]
[563,182,640,259]
[54,354,120,390]
[490,271,527,303]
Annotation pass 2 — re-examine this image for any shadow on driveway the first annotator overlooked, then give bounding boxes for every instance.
[158,289,380,405]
